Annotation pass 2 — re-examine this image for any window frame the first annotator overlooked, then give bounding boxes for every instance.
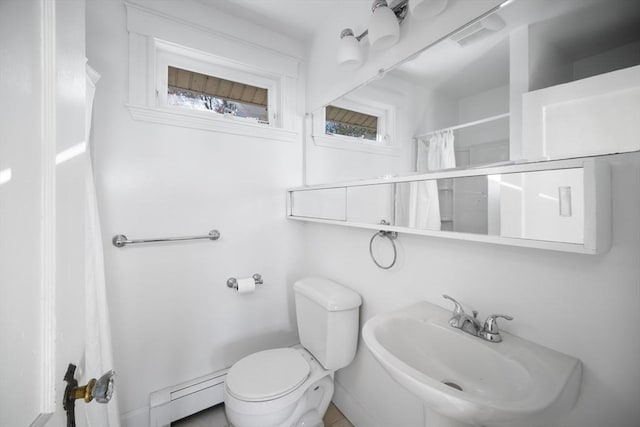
[155,43,279,127]
[312,95,398,155]
[124,0,300,144]
[324,102,381,142]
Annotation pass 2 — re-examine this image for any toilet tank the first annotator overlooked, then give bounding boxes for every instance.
[294,278,362,370]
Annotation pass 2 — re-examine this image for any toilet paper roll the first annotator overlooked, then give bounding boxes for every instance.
[236,277,256,294]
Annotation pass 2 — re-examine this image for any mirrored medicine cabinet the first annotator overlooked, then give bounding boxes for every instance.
[293,0,638,252]
[288,157,611,254]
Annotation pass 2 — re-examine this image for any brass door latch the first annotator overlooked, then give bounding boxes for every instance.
[63,363,115,427]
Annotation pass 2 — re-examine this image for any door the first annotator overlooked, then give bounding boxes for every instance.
[0,0,88,425]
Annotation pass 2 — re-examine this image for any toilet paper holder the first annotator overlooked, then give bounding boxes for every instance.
[227,274,263,290]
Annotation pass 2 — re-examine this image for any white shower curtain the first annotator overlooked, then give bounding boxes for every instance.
[84,64,121,427]
[425,129,456,172]
[397,130,455,230]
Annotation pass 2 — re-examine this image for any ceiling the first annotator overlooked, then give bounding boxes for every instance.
[195,0,371,40]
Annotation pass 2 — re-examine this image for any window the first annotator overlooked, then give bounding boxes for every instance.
[125,3,299,142]
[167,66,270,124]
[155,45,280,127]
[324,105,378,141]
[312,96,397,155]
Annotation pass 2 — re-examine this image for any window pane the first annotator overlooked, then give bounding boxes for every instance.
[325,105,378,141]
[167,66,269,123]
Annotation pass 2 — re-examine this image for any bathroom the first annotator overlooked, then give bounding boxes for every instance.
[1,0,639,426]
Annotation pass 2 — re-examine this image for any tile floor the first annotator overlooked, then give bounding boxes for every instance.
[322,402,355,427]
[171,402,353,427]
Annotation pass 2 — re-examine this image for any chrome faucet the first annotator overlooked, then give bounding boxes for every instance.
[443,295,513,343]
[443,295,482,335]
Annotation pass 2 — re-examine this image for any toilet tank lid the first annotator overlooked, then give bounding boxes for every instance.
[294,278,362,311]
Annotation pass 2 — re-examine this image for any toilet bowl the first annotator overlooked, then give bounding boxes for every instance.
[224,346,333,427]
[224,278,362,427]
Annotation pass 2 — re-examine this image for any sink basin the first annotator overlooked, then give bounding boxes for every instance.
[362,301,582,427]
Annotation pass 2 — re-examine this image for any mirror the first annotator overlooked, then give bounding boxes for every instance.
[290,161,595,248]
[306,0,640,185]
[394,168,584,244]
[290,187,347,221]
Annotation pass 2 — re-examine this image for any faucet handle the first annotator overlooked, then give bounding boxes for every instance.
[483,314,513,333]
[442,294,465,315]
[480,314,513,343]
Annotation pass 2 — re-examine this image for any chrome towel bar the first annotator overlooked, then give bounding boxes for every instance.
[112,229,220,248]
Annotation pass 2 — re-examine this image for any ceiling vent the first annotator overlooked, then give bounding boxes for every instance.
[450,13,506,47]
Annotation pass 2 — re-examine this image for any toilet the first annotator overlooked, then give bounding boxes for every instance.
[224,277,362,427]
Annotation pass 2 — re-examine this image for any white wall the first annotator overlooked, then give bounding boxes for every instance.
[301,153,640,427]
[458,85,509,123]
[455,86,510,166]
[528,26,573,92]
[422,89,459,135]
[573,40,640,81]
[86,1,306,424]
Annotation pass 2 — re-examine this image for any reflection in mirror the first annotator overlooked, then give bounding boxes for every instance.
[346,184,394,225]
[307,0,640,185]
[395,177,488,234]
[492,169,584,244]
[291,184,396,224]
[325,105,378,141]
[290,187,346,221]
[392,168,584,243]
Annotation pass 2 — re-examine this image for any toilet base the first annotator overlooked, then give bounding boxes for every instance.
[225,375,333,427]
[224,347,335,427]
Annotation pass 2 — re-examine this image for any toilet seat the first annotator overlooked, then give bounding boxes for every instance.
[226,348,310,402]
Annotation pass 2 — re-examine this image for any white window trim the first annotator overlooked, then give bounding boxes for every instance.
[124,2,299,143]
[126,104,297,142]
[312,96,398,156]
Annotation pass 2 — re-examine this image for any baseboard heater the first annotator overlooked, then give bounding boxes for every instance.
[149,368,228,427]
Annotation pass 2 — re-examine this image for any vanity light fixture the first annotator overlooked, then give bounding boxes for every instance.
[338,28,364,71]
[337,0,449,70]
[369,0,403,50]
[337,0,408,70]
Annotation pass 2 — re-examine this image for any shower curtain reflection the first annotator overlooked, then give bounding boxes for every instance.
[396,130,456,230]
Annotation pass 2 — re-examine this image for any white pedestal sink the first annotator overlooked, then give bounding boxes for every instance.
[362,302,582,427]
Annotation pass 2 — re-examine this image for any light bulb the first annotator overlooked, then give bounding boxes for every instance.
[368,0,400,51]
[337,28,363,71]
[409,0,448,19]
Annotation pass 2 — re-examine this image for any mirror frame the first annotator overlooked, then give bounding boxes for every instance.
[288,156,611,254]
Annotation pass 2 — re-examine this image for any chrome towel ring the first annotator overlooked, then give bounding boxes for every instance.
[369,220,398,269]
